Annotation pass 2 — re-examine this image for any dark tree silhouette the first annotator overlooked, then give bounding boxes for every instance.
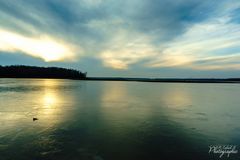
[0,65,86,79]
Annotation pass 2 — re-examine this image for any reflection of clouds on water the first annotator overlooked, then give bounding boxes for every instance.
[99,82,166,143]
[0,80,240,159]
[156,84,240,143]
[99,82,240,144]
[101,82,130,107]
[159,84,193,109]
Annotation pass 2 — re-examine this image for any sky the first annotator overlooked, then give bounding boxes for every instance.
[0,0,240,78]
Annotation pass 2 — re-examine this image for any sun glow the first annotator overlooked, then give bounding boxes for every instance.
[0,29,76,62]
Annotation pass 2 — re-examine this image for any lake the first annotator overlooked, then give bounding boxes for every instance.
[0,79,239,160]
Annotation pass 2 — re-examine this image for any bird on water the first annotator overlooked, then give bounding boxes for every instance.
[33,118,38,121]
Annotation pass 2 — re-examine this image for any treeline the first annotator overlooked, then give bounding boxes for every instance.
[0,65,87,79]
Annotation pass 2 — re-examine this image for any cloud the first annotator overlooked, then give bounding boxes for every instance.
[99,29,158,69]
[0,29,77,62]
[0,0,218,51]
[145,2,240,70]
[0,0,240,77]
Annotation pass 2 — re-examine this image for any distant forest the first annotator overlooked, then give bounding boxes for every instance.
[0,65,87,79]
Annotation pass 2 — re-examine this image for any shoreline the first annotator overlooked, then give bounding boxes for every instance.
[1,77,240,83]
[86,77,240,83]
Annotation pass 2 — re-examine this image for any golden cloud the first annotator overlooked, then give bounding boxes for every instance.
[0,29,77,62]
